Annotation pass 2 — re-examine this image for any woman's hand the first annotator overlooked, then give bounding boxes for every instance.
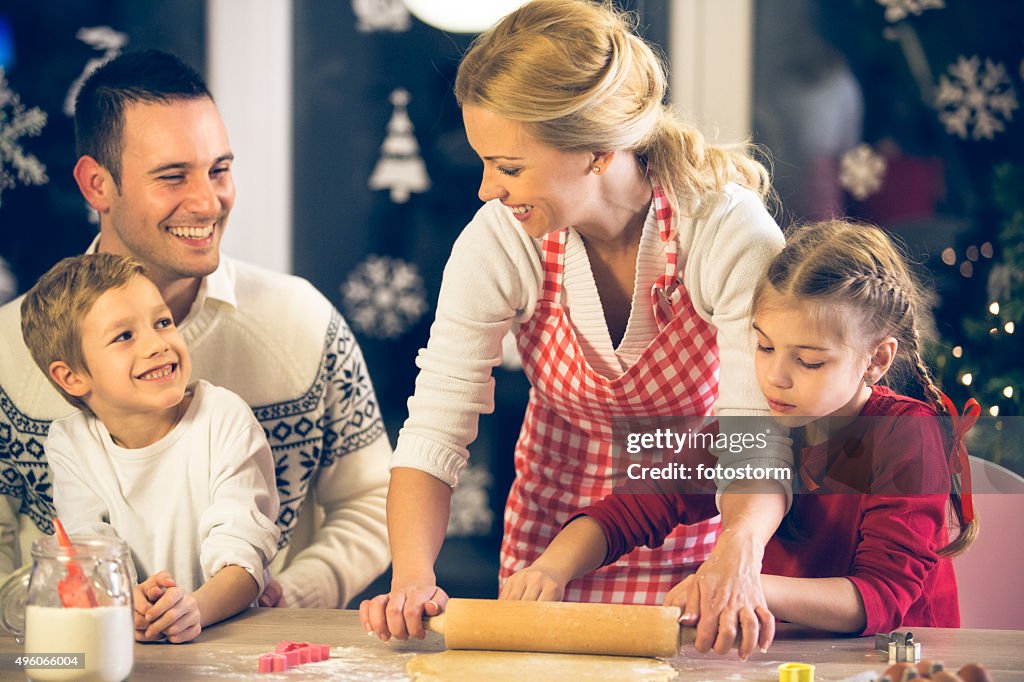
[499,564,567,601]
[664,529,774,660]
[359,581,449,642]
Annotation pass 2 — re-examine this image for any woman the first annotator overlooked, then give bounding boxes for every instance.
[360,0,792,659]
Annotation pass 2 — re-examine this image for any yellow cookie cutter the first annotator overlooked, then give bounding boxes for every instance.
[778,662,815,682]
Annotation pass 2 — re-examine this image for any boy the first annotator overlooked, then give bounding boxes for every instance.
[21,253,280,643]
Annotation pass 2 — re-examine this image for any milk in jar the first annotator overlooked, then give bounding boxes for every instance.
[23,605,133,682]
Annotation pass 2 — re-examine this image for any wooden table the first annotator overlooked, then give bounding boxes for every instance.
[0,608,1021,680]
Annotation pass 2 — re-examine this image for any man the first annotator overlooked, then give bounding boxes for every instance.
[0,50,390,608]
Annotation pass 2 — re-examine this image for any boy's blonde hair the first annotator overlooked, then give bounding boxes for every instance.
[454,0,773,220]
[21,253,147,411]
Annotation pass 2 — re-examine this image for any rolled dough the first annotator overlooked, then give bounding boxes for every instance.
[406,650,678,681]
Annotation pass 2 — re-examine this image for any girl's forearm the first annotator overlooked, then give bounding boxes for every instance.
[531,516,608,583]
[760,574,867,633]
[194,565,259,627]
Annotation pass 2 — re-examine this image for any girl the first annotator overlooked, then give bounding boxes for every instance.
[504,219,977,636]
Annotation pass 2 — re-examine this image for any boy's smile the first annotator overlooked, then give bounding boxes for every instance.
[71,275,192,441]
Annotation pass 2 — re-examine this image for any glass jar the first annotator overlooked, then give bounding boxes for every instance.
[0,535,134,682]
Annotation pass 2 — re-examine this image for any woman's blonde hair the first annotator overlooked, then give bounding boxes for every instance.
[454,0,772,219]
[752,220,977,557]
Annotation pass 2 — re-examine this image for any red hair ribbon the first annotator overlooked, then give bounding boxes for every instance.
[939,391,980,524]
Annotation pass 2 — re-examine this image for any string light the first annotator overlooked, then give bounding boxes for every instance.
[981,242,994,258]
[952,345,963,358]
[1004,386,1014,398]
[989,302,1000,315]
[941,248,957,266]
[966,245,980,261]
[961,372,973,386]
[1006,322,1015,334]
[989,405,999,417]
[960,262,973,278]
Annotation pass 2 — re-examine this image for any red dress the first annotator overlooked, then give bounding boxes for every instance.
[501,188,722,604]
[582,386,960,631]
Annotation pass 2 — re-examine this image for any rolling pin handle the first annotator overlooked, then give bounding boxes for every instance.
[423,612,446,636]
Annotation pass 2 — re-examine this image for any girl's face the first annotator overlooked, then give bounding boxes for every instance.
[752,296,874,430]
[462,104,598,239]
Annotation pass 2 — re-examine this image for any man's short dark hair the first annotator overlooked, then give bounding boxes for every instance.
[74,50,212,188]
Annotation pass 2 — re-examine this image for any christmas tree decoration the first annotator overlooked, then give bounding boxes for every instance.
[63,26,128,117]
[447,464,494,537]
[368,88,431,203]
[935,56,1019,140]
[351,0,411,33]
[0,68,47,208]
[340,254,428,339]
[876,0,945,23]
[839,144,887,200]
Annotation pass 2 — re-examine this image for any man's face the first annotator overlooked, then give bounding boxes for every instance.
[101,98,235,288]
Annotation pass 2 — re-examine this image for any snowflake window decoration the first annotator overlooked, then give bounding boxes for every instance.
[0,68,48,207]
[839,144,887,200]
[936,56,1019,140]
[876,0,945,23]
[341,255,428,339]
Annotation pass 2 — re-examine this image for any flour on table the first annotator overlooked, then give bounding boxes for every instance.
[406,650,677,681]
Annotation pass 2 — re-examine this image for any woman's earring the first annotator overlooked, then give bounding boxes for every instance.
[591,166,602,174]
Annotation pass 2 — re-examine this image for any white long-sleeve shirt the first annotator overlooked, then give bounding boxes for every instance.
[48,381,279,593]
[393,184,793,501]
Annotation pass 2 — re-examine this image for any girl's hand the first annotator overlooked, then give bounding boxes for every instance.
[667,530,774,660]
[359,582,448,642]
[139,579,202,644]
[499,565,567,601]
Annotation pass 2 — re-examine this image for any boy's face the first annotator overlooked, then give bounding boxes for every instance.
[74,275,191,419]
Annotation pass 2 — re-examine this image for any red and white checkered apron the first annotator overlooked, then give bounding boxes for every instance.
[501,188,722,604]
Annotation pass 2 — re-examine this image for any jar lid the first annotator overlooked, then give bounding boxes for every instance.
[31,534,130,561]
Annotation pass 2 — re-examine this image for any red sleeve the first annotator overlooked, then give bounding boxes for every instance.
[847,409,950,635]
[576,491,718,567]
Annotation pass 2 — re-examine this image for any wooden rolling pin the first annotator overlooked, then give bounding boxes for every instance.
[424,598,688,658]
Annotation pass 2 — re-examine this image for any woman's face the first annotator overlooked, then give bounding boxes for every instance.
[462,104,597,239]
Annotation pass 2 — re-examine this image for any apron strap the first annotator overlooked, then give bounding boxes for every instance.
[539,229,567,303]
[650,186,683,329]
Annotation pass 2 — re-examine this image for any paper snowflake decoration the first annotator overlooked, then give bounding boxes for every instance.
[876,0,944,23]
[447,464,493,538]
[341,255,428,338]
[839,144,887,200]
[936,56,1019,140]
[352,0,411,32]
[0,68,48,207]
